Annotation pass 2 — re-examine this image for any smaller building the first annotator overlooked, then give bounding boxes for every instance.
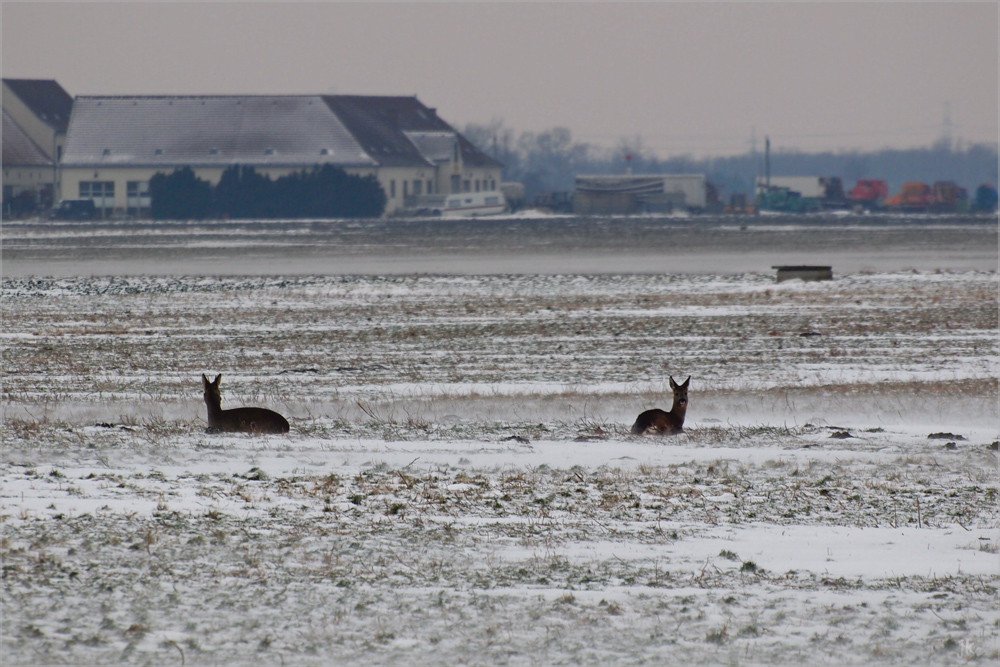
[2,110,54,213]
[755,176,828,199]
[573,174,707,214]
[2,78,73,210]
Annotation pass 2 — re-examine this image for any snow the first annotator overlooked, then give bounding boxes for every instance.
[2,220,998,664]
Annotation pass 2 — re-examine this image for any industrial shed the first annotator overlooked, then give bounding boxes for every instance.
[573,174,707,214]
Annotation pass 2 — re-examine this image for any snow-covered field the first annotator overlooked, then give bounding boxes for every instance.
[2,219,998,665]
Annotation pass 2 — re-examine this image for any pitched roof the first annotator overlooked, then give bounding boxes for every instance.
[322,95,502,169]
[3,79,73,133]
[61,96,378,168]
[59,93,503,171]
[2,110,53,167]
[321,96,440,168]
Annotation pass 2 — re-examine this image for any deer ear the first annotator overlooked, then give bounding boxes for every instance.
[682,376,691,388]
[202,374,209,386]
[213,374,222,387]
[669,376,677,389]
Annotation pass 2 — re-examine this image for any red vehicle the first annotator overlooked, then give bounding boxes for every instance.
[848,179,889,209]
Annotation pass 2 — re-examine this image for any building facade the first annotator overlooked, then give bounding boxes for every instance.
[2,79,73,208]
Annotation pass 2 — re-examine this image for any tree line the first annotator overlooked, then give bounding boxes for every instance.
[462,120,999,204]
[149,165,386,220]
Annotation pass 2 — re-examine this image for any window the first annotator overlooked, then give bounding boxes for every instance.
[79,181,114,200]
[79,181,115,216]
[390,180,396,198]
[427,180,433,194]
[463,180,470,193]
[450,175,461,193]
[404,181,409,197]
[126,181,150,214]
[413,180,422,196]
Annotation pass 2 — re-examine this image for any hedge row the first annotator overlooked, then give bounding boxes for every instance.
[149,165,386,220]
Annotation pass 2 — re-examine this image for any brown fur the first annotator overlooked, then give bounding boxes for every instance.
[202,373,289,434]
[631,375,690,435]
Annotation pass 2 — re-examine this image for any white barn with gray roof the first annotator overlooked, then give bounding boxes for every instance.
[60,94,502,217]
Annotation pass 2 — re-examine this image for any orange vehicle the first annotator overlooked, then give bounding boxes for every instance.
[884,182,937,211]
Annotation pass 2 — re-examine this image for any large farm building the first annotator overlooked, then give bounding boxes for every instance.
[2,79,502,218]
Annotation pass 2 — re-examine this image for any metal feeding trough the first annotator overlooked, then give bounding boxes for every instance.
[772,265,833,283]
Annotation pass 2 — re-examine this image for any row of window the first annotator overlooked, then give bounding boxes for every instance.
[445,195,502,209]
[469,179,498,193]
[389,179,435,199]
[79,180,150,213]
[388,177,499,200]
[4,170,51,182]
[452,176,498,194]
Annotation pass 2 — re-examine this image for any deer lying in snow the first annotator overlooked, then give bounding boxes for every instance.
[202,373,289,434]
[631,376,690,436]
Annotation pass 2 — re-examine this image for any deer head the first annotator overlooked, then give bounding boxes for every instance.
[669,375,690,410]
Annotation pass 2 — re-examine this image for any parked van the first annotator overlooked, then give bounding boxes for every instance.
[436,191,507,217]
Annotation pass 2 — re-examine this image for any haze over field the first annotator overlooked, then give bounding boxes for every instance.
[3,2,997,157]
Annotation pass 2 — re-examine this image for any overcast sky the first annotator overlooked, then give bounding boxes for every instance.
[3,2,996,157]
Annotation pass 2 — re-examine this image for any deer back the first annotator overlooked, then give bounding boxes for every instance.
[630,408,684,435]
[211,406,290,434]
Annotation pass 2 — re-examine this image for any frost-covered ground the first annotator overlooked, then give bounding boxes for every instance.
[2,230,999,664]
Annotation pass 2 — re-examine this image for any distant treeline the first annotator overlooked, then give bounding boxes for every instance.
[463,121,999,203]
[149,165,386,220]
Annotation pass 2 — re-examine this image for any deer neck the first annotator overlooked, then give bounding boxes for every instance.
[205,395,224,424]
[670,400,687,424]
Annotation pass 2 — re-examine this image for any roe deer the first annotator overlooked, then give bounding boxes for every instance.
[631,376,690,435]
[202,373,289,434]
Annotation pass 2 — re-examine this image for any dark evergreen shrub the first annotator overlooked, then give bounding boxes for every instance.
[214,165,274,219]
[198,164,386,219]
[149,167,213,220]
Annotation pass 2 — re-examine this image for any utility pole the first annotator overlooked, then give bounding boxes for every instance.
[942,101,953,151]
[765,135,771,191]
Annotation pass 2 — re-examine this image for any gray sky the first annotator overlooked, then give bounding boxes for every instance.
[3,2,997,157]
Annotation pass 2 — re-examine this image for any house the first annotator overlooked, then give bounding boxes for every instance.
[60,94,502,218]
[2,78,73,209]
